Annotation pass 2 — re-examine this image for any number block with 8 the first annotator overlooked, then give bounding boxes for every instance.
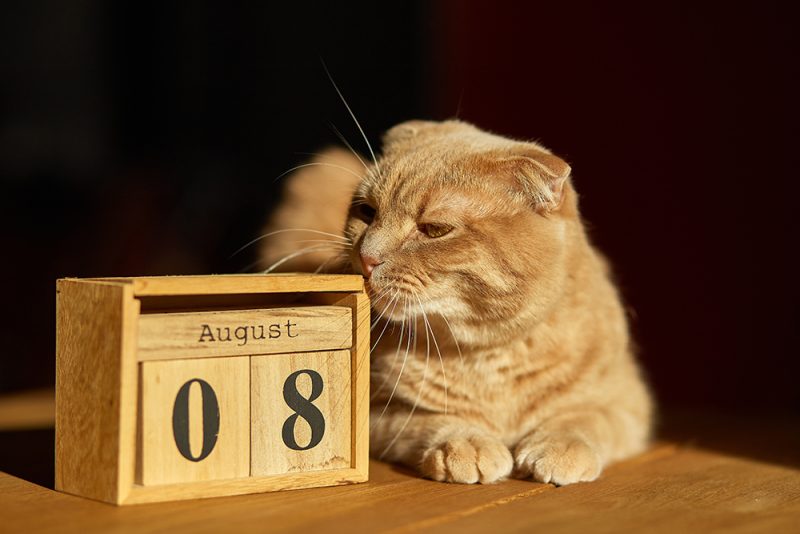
[251,351,351,476]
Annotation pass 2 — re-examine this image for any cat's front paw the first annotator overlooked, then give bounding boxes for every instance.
[420,434,513,484]
[514,433,602,486]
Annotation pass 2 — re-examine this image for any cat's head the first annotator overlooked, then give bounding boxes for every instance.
[345,120,581,346]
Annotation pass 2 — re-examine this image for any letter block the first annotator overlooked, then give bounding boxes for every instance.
[55,274,370,505]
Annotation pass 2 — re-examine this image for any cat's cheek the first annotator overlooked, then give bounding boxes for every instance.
[421,297,469,321]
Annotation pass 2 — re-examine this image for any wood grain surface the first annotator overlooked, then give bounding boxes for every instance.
[251,351,352,477]
[90,274,364,296]
[53,274,368,504]
[350,292,371,482]
[138,357,250,486]
[55,279,140,504]
[137,306,352,361]
[2,444,800,533]
[2,390,800,532]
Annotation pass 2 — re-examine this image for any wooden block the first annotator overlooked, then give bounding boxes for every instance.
[55,279,139,504]
[251,351,352,476]
[137,306,352,361]
[55,274,369,504]
[93,273,364,296]
[349,292,371,482]
[139,357,250,485]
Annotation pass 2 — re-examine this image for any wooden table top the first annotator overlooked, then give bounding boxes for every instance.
[2,389,799,533]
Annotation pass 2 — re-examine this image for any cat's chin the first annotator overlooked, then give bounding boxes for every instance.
[367,287,411,321]
[365,284,416,322]
[368,287,466,327]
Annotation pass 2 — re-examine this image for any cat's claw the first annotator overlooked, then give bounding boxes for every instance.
[420,435,513,484]
[514,434,602,486]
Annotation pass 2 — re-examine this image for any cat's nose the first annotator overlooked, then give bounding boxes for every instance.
[359,253,382,278]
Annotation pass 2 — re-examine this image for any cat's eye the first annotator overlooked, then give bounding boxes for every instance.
[354,203,377,223]
[419,223,453,238]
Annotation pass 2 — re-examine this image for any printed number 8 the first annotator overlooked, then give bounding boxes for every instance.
[282,369,326,451]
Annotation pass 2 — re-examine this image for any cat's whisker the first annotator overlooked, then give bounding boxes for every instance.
[329,122,370,172]
[439,313,465,370]
[368,294,403,398]
[262,244,342,274]
[372,296,412,412]
[379,299,429,460]
[370,294,408,400]
[272,162,365,184]
[313,260,330,275]
[295,239,352,247]
[321,60,383,178]
[417,295,447,416]
[265,239,349,272]
[238,241,344,273]
[369,284,394,302]
[312,250,347,274]
[366,287,394,328]
[229,228,350,260]
[238,258,266,273]
[302,143,369,175]
[370,289,399,333]
[370,291,400,332]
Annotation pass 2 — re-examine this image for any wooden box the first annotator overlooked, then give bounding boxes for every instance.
[55,274,369,505]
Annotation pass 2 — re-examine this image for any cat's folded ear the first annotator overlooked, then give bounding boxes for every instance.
[501,148,571,212]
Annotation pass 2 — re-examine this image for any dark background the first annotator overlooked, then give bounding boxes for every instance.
[1,1,798,421]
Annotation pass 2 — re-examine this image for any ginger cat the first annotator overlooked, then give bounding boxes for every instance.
[260,120,653,485]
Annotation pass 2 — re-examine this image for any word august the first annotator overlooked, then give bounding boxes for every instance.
[198,320,299,347]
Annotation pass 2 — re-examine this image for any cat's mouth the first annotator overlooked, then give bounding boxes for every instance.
[366,281,402,320]
[366,279,433,323]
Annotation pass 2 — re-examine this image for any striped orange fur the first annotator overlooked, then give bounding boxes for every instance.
[261,120,653,485]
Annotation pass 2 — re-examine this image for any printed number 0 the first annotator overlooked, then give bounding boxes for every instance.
[282,369,326,451]
[172,379,220,462]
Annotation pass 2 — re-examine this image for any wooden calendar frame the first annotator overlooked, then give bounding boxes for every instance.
[55,274,370,505]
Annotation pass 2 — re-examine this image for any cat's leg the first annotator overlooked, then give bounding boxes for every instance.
[513,407,649,486]
[371,407,513,484]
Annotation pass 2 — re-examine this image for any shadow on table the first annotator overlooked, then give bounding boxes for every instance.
[658,409,800,470]
[0,428,55,489]
[1,410,798,492]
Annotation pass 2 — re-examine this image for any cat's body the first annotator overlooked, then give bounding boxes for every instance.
[261,120,652,485]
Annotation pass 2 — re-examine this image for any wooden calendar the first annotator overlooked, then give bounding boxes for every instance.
[55,274,369,505]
